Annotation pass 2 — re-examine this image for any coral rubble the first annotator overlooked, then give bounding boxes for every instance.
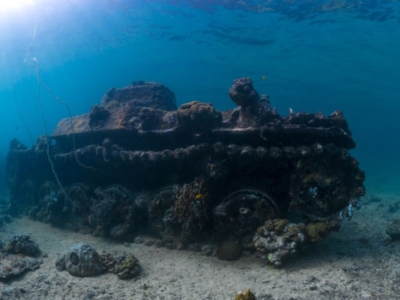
[0,235,41,280]
[56,243,141,279]
[234,288,256,300]
[254,219,305,266]
[56,243,104,277]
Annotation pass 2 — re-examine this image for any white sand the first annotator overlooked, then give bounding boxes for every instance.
[1,192,400,300]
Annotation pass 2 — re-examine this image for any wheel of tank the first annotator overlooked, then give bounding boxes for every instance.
[36,181,68,223]
[66,183,91,221]
[89,184,135,238]
[212,188,280,238]
[148,186,177,234]
[93,184,133,203]
[18,179,36,207]
[289,151,365,221]
[38,181,59,206]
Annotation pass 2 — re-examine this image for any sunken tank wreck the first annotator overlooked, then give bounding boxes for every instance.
[6,78,365,266]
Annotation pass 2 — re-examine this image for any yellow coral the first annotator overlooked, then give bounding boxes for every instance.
[305,222,329,243]
[234,288,256,300]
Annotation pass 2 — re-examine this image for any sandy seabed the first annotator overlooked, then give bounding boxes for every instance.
[1,192,400,300]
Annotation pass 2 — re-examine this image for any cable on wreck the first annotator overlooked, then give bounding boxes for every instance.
[13,87,34,147]
[23,24,101,209]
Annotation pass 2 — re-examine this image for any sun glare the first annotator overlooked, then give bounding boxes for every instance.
[0,0,35,12]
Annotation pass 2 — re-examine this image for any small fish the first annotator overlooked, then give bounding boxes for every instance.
[195,194,203,200]
[261,75,267,80]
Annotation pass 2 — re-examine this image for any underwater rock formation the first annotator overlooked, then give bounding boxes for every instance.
[229,77,259,107]
[6,78,365,265]
[56,243,104,277]
[177,101,222,132]
[2,234,40,256]
[56,243,141,279]
[0,235,41,280]
[101,81,177,111]
[254,219,305,266]
[304,222,330,243]
[100,251,141,280]
[0,254,41,280]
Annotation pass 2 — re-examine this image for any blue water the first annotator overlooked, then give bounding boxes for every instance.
[0,0,399,193]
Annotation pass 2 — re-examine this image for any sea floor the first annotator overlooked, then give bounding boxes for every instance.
[1,191,400,300]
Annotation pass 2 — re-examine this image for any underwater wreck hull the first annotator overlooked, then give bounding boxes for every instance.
[6,78,365,265]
